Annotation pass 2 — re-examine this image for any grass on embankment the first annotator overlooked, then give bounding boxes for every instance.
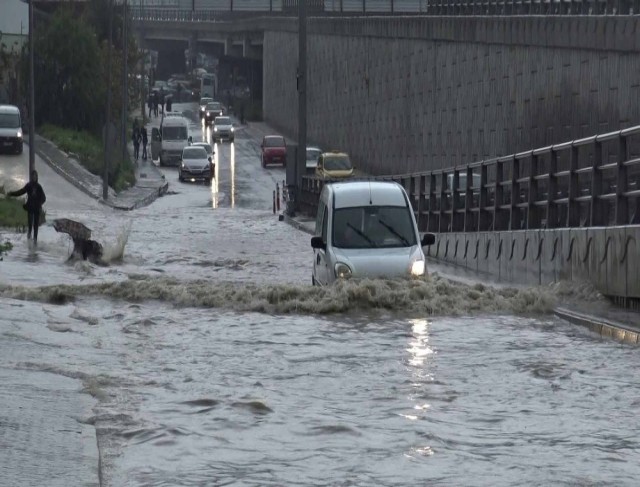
[39,123,136,193]
[0,197,27,229]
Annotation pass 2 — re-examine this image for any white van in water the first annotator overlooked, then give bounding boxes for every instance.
[151,115,190,166]
[311,181,436,285]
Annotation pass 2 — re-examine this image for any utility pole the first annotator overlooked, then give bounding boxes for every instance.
[121,0,128,167]
[103,0,114,200]
[296,0,307,212]
[28,0,35,173]
[139,0,145,121]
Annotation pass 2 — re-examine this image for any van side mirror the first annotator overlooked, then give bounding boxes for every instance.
[311,236,325,250]
[421,233,436,246]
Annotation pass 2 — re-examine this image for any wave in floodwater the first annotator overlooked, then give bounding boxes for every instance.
[0,273,607,317]
[100,221,132,264]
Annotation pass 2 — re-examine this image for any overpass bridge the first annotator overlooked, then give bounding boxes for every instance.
[128,1,640,305]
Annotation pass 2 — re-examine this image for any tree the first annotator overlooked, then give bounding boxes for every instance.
[31,8,104,132]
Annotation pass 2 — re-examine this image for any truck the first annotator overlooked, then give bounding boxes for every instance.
[200,73,217,99]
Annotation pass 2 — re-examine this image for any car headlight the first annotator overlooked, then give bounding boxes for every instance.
[334,262,352,279]
[214,127,218,132]
[206,112,210,116]
[410,260,425,277]
[230,127,234,132]
[17,130,22,138]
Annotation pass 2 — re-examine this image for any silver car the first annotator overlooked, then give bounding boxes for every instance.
[191,141,214,158]
[178,146,214,184]
[212,116,234,142]
[311,181,435,285]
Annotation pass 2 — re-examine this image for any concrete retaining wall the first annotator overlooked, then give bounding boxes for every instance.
[426,226,640,304]
[263,16,640,175]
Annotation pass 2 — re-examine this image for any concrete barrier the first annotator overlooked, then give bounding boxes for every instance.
[428,226,640,306]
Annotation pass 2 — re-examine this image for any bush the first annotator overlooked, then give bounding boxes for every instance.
[39,123,135,193]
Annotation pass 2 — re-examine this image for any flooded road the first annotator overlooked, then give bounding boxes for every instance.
[1,104,639,486]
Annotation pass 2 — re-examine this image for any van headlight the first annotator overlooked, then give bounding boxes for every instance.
[335,262,352,279]
[214,127,218,132]
[230,127,234,132]
[410,259,425,277]
[17,130,22,138]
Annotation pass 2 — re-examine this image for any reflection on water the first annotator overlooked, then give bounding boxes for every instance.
[230,141,235,208]
[407,318,432,367]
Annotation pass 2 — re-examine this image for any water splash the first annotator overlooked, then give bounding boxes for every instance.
[0,274,606,317]
[101,221,132,264]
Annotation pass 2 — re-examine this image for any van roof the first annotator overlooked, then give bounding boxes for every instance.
[0,105,20,114]
[161,116,188,126]
[329,181,408,209]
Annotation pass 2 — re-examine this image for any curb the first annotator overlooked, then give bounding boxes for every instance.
[30,137,167,211]
[31,141,110,204]
[554,307,640,345]
[282,213,314,235]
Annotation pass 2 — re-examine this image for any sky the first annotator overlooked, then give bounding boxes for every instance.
[0,0,28,37]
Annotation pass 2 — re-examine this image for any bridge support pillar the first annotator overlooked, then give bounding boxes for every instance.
[188,33,198,74]
[243,37,262,60]
[225,37,243,58]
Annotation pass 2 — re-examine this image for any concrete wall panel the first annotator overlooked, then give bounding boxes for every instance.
[570,228,590,284]
[263,17,640,177]
[626,227,640,299]
[429,226,640,303]
[589,228,608,295]
[606,228,626,299]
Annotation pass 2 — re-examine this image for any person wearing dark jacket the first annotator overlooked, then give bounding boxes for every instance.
[8,170,46,243]
[141,126,148,160]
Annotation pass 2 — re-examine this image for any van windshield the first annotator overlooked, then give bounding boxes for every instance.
[0,113,20,129]
[162,126,187,140]
[332,206,417,249]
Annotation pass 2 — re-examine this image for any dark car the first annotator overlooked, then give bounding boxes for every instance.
[204,102,224,125]
[198,97,213,119]
[261,135,287,168]
[0,105,23,155]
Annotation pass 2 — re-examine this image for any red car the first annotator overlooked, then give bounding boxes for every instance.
[261,135,287,167]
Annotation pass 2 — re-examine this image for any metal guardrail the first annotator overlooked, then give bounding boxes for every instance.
[300,126,640,233]
[130,0,639,21]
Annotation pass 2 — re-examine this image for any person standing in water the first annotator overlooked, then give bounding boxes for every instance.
[8,170,46,243]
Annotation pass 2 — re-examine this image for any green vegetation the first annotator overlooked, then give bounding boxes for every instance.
[21,2,140,192]
[0,197,27,229]
[39,124,135,192]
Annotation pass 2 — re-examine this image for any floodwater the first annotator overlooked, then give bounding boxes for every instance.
[1,104,639,486]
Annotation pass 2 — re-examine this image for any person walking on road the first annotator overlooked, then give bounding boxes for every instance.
[141,126,148,160]
[166,96,172,113]
[147,94,153,118]
[8,170,46,244]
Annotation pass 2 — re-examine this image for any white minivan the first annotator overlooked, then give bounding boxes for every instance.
[311,181,436,285]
